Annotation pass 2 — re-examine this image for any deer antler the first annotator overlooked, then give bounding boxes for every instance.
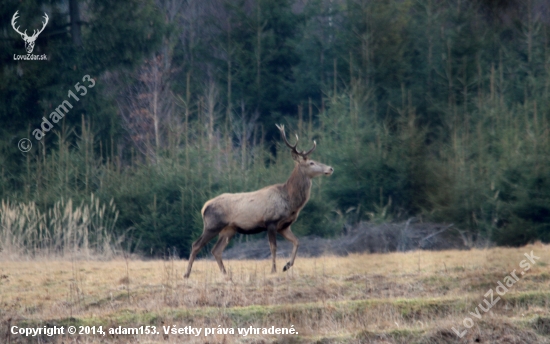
[11,11,48,40]
[11,11,26,38]
[276,124,298,152]
[30,13,49,40]
[276,124,316,159]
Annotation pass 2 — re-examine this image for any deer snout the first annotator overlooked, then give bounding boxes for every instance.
[325,167,334,176]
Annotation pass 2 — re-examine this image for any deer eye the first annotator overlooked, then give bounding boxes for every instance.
[309,161,315,166]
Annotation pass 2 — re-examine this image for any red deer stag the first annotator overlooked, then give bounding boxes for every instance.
[184,124,333,278]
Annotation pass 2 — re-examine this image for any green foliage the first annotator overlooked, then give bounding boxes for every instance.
[2,0,550,255]
[85,0,165,72]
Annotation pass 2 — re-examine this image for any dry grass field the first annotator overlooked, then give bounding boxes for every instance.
[1,244,550,343]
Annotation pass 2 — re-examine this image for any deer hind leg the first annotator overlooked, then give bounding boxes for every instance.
[211,227,236,275]
[280,226,299,272]
[184,230,219,279]
[268,225,277,273]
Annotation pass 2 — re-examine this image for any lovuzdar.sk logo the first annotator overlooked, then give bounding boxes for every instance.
[11,10,48,61]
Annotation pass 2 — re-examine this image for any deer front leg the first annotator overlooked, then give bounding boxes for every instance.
[267,225,277,273]
[279,226,299,272]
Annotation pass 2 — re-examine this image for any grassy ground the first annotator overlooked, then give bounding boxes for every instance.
[1,244,550,343]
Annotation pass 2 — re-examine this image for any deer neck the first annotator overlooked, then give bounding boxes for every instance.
[284,165,312,211]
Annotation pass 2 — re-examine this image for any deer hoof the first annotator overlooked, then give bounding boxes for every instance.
[283,263,291,272]
[183,273,190,279]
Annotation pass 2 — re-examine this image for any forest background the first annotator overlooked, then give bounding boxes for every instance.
[1,0,549,258]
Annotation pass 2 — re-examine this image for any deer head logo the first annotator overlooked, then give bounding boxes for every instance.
[11,11,49,54]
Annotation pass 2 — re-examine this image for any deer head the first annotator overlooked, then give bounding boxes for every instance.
[276,124,333,178]
[11,11,49,54]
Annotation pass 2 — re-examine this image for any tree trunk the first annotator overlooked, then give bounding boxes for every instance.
[69,0,82,46]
